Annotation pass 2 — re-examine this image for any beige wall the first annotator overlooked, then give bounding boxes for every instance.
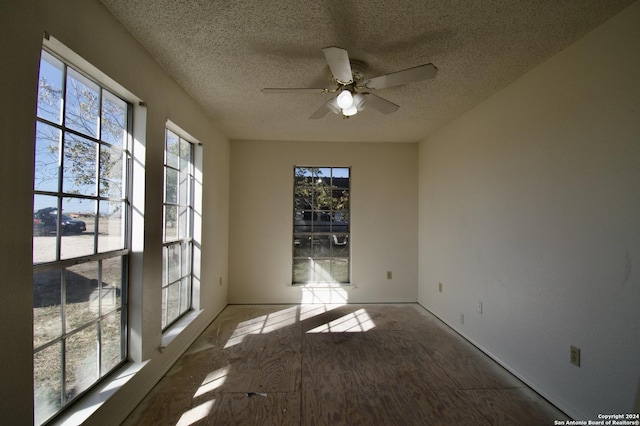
[418,1,640,419]
[0,1,229,424]
[229,140,418,304]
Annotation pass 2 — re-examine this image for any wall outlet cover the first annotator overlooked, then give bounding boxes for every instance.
[570,345,581,367]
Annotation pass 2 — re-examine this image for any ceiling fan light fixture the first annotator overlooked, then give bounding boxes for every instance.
[336,89,354,109]
[353,93,367,111]
[342,105,358,116]
[326,97,341,115]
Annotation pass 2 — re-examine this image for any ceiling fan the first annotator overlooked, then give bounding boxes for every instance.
[261,46,438,119]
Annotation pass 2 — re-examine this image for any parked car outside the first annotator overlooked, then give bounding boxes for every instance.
[33,207,87,236]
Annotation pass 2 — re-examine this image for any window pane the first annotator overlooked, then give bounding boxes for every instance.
[332,167,350,179]
[167,243,181,284]
[37,51,64,124]
[65,325,98,400]
[101,91,127,147]
[180,139,190,172]
[294,234,310,257]
[65,262,99,332]
[98,200,125,253]
[332,214,349,233]
[180,277,191,314]
[312,260,332,282]
[162,246,168,285]
[332,188,349,210]
[312,235,328,257]
[165,168,178,204]
[34,122,61,192]
[34,343,62,426]
[293,259,312,284]
[164,205,178,240]
[101,257,122,313]
[166,282,180,325]
[331,234,350,257]
[316,168,331,182]
[332,259,350,283]
[33,269,62,348]
[161,287,168,329]
[99,144,125,199]
[60,199,94,260]
[181,241,191,278]
[165,130,179,168]
[33,195,59,263]
[294,210,312,232]
[101,310,122,375]
[62,133,97,197]
[315,188,332,211]
[65,68,99,138]
[179,171,189,205]
[297,168,314,178]
[178,205,189,239]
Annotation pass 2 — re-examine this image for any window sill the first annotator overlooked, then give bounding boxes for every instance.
[160,309,204,350]
[53,360,149,425]
[296,283,357,304]
[55,310,204,424]
[293,282,353,287]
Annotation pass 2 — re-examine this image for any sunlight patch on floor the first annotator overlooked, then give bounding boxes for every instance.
[175,399,215,426]
[194,367,229,398]
[306,308,375,333]
[224,306,298,348]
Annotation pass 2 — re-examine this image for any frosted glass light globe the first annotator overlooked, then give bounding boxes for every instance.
[342,105,358,116]
[336,90,354,109]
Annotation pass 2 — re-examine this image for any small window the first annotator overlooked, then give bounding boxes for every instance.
[162,129,194,329]
[33,48,131,425]
[293,167,350,284]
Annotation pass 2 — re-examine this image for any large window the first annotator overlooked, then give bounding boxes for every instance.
[162,129,194,329]
[33,49,130,425]
[293,167,350,284]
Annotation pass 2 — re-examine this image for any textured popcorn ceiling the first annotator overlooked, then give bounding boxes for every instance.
[100,0,634,142]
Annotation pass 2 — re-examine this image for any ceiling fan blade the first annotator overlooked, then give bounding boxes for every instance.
[364,94,399,114]
[363,63,437,90]
[310,97,340,119]
[322,46,353,84]
[262,88,328,94]
[310,103,330,119]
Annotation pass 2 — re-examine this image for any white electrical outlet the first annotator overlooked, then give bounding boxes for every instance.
[570,345,581,367]
[477,301,483,314]
[460,313,464,325]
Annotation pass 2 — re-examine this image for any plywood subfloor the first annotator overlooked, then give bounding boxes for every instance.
[121,304,569,425]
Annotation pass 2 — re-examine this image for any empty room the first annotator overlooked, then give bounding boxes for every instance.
[1,0,639,425]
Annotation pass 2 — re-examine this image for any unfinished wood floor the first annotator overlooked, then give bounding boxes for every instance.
[122,304,569,425]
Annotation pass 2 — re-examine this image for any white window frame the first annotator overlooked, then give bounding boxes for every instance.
[32,37,135,426]
[293,166,351,285]
[161,125,196,330]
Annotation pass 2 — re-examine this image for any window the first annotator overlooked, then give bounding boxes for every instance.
[293,167,350,284]
[162,129,194,329]
[33,49,130,425]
